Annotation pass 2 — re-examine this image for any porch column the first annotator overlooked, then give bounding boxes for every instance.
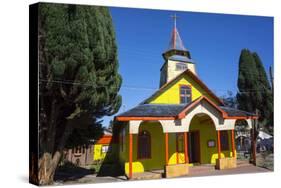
[231,129,236,158]
[184,132,189,163]
[217,130,221,159]
[129,133,133,179]
[165,133,169,165]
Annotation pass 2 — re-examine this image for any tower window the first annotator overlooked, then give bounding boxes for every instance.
[180,85,191,104]
[176,63,187,71]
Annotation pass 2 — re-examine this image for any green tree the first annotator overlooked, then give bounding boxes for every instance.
[236,49,273,132]
[38,3,122,185]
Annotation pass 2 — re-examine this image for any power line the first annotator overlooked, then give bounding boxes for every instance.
[39,79,271,94]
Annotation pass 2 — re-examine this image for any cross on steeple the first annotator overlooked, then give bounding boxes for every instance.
[168,13,185,50]
[171,13,178,28]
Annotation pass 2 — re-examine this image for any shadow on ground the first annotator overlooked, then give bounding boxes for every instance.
[96,163,124,177]
[54,162,95,182]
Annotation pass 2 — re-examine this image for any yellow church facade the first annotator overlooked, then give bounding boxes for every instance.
[114,20,258,179]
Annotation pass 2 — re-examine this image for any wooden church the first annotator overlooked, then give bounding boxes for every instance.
[114,17,258,179]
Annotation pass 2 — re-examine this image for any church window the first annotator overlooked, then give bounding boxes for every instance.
[138,130,151,159]
[180,85,191,104]
[176,63,187,71]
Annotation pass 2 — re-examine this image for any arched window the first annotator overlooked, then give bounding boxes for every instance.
[138,130,151,159]
[180,85,191,104]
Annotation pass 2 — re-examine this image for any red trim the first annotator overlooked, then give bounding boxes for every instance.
[96,135,112,144]
[179,84,192,104]
[178,96,227,119]
[129,134,133,179]
[217,130,221,159]
[184,132,189,163]
[224,116,258,120]
[116,96,258,121]
[231,129,236,158]
[165,133,169,165]
[116,116,175,121]
[144,69,224,105]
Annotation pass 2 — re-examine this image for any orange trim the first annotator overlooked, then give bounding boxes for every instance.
[143,69,224,105]
[184,132,189,163]
[116,95,257,121]
[178,96,228,119]
[129,134,133,179]
[224,116,258,120]
[116,116,175,121]
[165,133,169,165]
[96,135,112,144]
[231,129,236,158]
[217,130,221,159]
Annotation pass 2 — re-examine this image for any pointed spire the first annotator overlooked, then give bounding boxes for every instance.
[168,14,186,51]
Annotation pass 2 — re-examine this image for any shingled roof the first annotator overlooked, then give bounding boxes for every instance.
[116,96,258,121]
[220,106,256,117]
[117,104,188,117]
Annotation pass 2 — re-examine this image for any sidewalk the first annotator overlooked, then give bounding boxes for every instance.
[54,161,272,185]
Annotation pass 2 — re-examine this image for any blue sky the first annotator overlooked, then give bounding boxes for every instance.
[102,7,273,127]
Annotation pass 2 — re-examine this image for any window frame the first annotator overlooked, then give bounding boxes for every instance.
[176,63,188,71]
[137,130,151,159]
[179,84,192,104]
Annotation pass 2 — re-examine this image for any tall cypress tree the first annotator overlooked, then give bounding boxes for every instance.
[38,3,122,184]
[237,49,273,131]
[252,52,273,129]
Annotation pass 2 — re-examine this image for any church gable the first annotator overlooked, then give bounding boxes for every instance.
[144,69,223,105]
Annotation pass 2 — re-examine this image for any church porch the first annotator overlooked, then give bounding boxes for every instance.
[115,97,258,179]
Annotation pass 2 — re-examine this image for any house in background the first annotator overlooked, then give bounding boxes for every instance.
[93,129,117,162]
[64,129,117,167]
[64,144,94,167]
[114,18,258,179]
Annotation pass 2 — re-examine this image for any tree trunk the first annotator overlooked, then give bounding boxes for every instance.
[38,120,74,185]
[38,152,60,185]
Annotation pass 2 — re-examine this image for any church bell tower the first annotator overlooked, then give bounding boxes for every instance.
[159,14,196,87]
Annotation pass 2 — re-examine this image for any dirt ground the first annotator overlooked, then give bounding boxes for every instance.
[54,160,272,185]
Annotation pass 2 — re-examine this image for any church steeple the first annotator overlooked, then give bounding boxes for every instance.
[159,14,196,87]
[167,14,186,51]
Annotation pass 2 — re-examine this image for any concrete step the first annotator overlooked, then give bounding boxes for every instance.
[131,170,163,180]
[189,164,215,174]
[237,160,253,167]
